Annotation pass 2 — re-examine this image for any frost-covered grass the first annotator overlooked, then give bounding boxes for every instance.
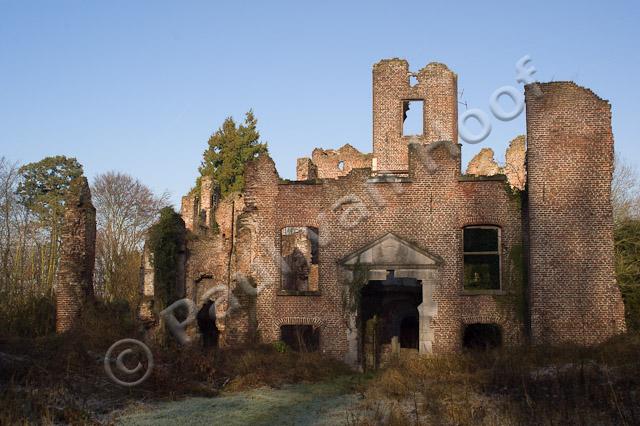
[119,377,361,426]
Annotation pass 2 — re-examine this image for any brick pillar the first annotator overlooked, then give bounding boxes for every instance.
[199,176,220,230]
[296,157,318,180]
[55,176,96,333]
[181,194,198,232]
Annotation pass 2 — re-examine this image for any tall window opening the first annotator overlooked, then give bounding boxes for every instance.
[402,100,424,136]
[463,226,501,290]
[281,227,319,292]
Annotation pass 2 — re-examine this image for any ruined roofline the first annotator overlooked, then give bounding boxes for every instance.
[526,81,610,105]
[310,143,371,157]
[296,143,372,181]
[281,166,373,186]
[372,58,457,77]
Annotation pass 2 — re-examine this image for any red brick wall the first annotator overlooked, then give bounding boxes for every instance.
[240,144,524,358]
[296,144,371,180]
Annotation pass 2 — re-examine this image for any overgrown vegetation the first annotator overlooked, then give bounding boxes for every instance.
[0,321,350,424]
[196,110,268,197]
[342,262,368,317]
[0,299,137,424]
[92,171,169,310]
[494,243,528,323]
[352,334,640,425]
[147,207,186,311]
[0,156,82,338]
[615,219,640,332]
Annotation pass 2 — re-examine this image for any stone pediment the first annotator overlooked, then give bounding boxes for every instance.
[341,233,442,268]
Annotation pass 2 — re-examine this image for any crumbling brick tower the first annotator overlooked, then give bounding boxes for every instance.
[372,59,457,172]
[525,82,626,345]
[55,176,97,333]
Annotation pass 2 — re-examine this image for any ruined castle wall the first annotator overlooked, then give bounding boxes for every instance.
[55,177,96,333]
[178,60,624,362]
[372,60,457,172]
[242,144,524,359]
[307,144,372,179]
[525,82,626,345]
[181,194,198,232]
[465,136,526,190]
[296,158,317,181]
[183,193,251,346]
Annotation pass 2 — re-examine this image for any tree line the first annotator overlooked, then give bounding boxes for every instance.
[0,156,169,336]
[0,110,265,337]
[612,156,640,331]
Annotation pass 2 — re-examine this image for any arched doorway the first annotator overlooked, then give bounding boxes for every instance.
[360,272,422,369]
[196,300,219,348]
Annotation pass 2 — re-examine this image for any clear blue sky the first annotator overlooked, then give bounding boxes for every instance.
[1,1,639,207]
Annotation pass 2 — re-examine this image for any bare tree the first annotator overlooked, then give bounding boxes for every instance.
[92,172,169,304]
[612,155,640,222]
[0,158,20,289]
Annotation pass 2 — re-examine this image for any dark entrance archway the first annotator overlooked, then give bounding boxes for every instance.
[196,300,219,348]
[399,315,419,349]
[360,271,422,369]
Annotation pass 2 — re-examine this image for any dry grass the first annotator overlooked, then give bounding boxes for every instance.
[0,307,351,424]
[3,306,640,426]
[353,334,640,425]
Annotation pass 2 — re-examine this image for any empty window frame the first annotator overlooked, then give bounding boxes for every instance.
[281,227,319,292]
[463,226,501,290]
[280,325,320,352]
[402,100,424,136]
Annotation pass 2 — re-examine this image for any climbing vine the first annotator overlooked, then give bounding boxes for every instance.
[147,207,186,312]
[494,243,528,323]
[503,181,523,212]
[342,261,368,318]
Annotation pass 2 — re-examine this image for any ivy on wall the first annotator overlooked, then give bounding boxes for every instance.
[147,207,186,312]
[494,243,528,324]
[342,262,368,323]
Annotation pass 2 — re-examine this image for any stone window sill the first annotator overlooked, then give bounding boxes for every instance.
[277,290,322,296]
[460,289,506,296]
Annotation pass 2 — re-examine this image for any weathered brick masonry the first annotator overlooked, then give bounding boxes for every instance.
[143,59,625,365]
[55,177,96,333]
[525,82,626,344]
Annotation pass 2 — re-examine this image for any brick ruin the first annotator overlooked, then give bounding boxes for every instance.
[55,176,96,333]
[142,58,626,367]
